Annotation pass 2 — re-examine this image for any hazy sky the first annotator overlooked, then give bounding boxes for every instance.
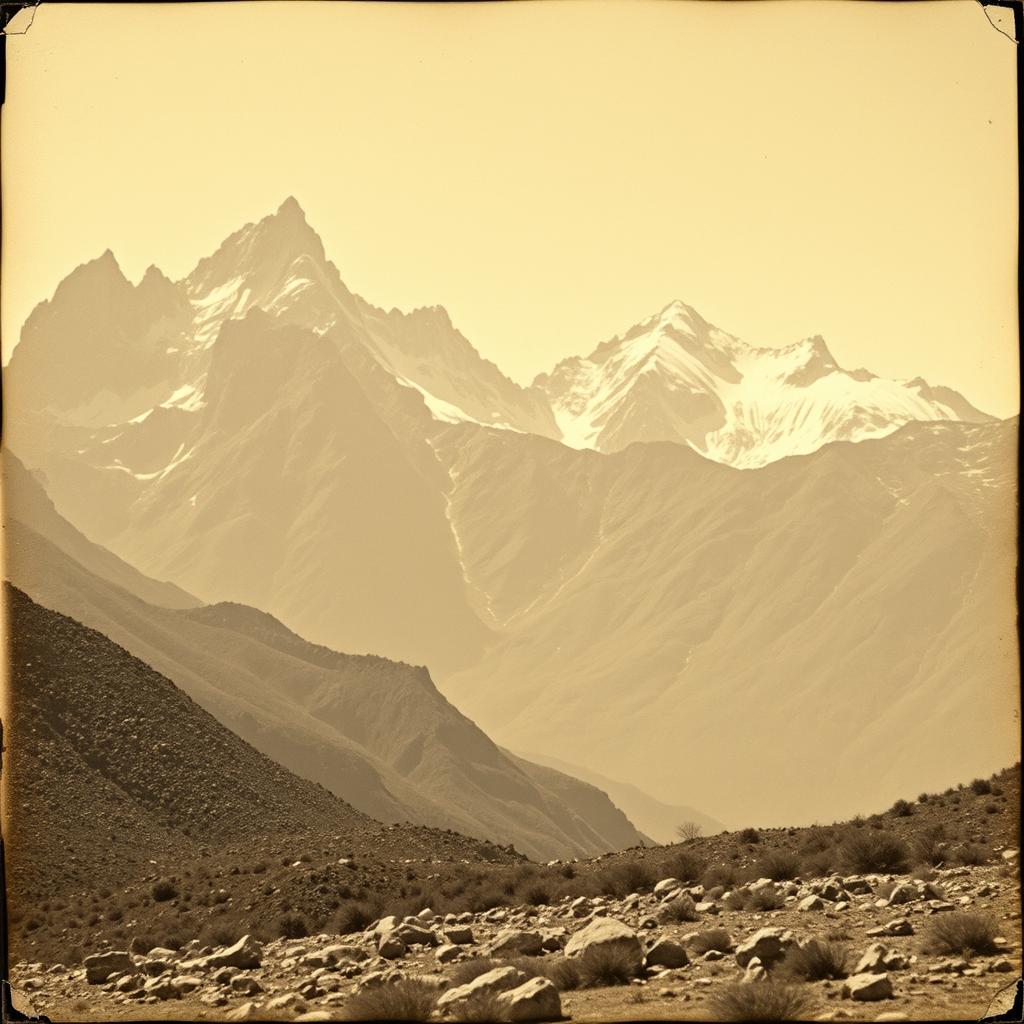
[3,0,1018,415]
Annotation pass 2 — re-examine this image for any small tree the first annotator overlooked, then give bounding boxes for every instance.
[675,821,703,842]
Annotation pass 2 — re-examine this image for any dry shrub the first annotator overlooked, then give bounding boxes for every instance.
[690,928,733,954]
[578,945,638,987]
[777,939,849,981]
[755,850,802,881]
[708,981,814,1022]
[341,978,439,1021]
[841,831,909,873]
[923,912,1000,957]
[659,893,700,923]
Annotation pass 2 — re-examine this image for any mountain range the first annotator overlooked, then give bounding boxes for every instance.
[3,196,1016,834]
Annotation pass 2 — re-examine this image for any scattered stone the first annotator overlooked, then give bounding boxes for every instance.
[377,934,406,960]
[84,951,134,985]
[565,916,644,972]
[230,974,263,995]
[494,976,562,1022]
[645,938,688,969]
[437,966,528,1012]
[842,973,894,1001]
[798,894,827,912]
[488,928,544,957]
[435,944,461,964]
[867,918,914,937]
[735,928,794,968]
[856,944,908,974]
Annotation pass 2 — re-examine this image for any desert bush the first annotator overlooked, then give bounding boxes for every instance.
[778,939,849,981]
[597,861,654,897]
[341,978,439,1021]
[955,843,991,867]
[333,900,381,935]
[521,883,552,907]
[708,981,813,1022]
[756,850,802,881]
[738,827,761,845]
[971,778,993,796]
[151,879,178,902]
[841,831,909,873]
[703,864,739,889]
[578,944,638,987]
[539,956,582,991]
[918,792,930,803]
[749,888,785,911]
[891,799,914,817]
[985,803,1000,815]
[199,920,247,948]
[659,894,699,923]
[912,826,948,867]
[457,992,509,1023]
[664,849,706,884]
[923,912,1000,957]
[690,928,733,954]
[801,850,836,878]
[724,889,751,911]
[275,912,310,939]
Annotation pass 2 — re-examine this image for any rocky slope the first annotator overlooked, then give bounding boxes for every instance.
[8,768,1019,1022]
[2,583,514,909]
[3,467,649,861]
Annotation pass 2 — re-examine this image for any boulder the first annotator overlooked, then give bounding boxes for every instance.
[855,944,908,974]
[654,878,682,898]
[437,966,528,1011]
[200,935,262,971]
[436,944,461,964]
[172,976,203,995]
[644,938,688,969]
[377,934,406,960]
[867,919,914,937]
[842,972,893,1001]
[734,928,794,968]
[742,957,768,984]
[564,917,644,972]
[230,974,263,995]
[488,929,545,957]
[494,976,562,1022]
[444,926,475,945]
[886,883,918,906]
[143,977,181,1000]
[797,894,827,912]
[84,951,134,985]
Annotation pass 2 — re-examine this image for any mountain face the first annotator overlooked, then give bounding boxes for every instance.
[3,582,514,903]
[2,456,648,861]
[534,300,994,467]
[4,197,1012,835]
[434,417,1018,828]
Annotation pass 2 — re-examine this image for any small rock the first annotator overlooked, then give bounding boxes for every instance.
[494,976,562,1022]
[842,973,894,1001]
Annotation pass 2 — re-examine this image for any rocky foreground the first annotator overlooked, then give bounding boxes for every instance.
[11,856,1020,1022]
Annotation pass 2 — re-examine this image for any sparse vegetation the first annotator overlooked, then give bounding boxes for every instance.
[341,978,439,1021]
[708,981,814,1021]
[755,849,802,881]
[275,912,310,939]
[841,831,909,873]
[778,939,849,981]
[690,928,733,954]
[659,893,700,922]
[738,827,761,844]
[150,878,178,902]
[663,849,705,883]
[891,798,914,817]
[923,912,1001,957]
[970,778,993,796]
[578,945,638,987]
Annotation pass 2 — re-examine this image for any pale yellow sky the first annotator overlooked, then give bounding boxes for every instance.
[2,0,1019,415]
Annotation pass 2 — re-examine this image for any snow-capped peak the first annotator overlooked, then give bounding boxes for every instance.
[535,301,993,467]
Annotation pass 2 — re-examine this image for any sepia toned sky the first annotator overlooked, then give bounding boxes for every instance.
[2,0,1018,415]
